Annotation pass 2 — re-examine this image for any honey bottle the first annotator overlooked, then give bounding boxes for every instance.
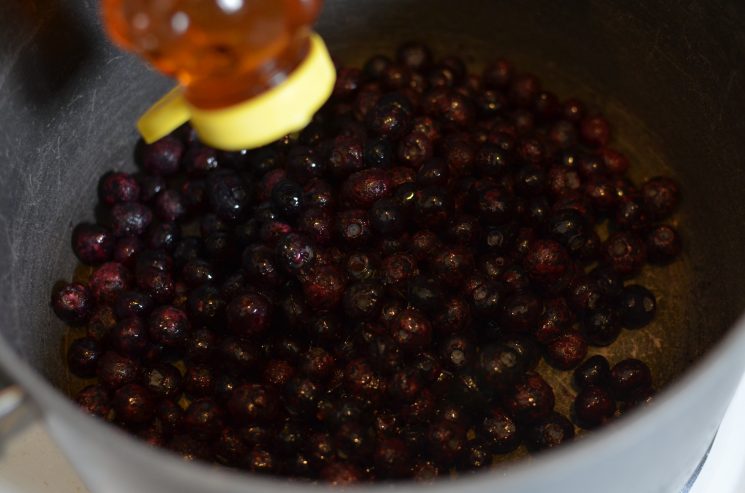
[101,0,336,150]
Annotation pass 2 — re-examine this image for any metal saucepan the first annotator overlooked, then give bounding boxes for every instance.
[2,0,745,492]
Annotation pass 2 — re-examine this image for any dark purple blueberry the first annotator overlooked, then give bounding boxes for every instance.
[444,215,480,247]
[113,383,154,425]
[183,146,219,176]
[344,359,386,401]
[138,174,166,204]
[206,170,252,222]
[475,90,507,118]
[217,337,262,375]
[113,236,143,267]
[481,408,521,454]
[546,210,589,255]
[398,131,433,167]
[335,420,375,462]
[561,98,585,122]
[574,355,611,389]
[242,244,283,288]
[321,462,362,485]
[72,223,115,265]
[430,246,474,289]
[396,41,433,70]
[427,419,466,463]
[501,335,541,370]
[589,265,624,299]
[110,203,153,237]
[142,363,182,399]
[136,267,174,304]
[391,308,432,350]
[524,412,575,452]
[98,172,140,206]
[583,305,622,346]
[167,434,213,462]
[52,282,92,325]
[362,54,392,81]
[603,231,647,277]
[85,305,116,342]
[114,290,152,319]
[522,239,571,291]
[271,180,304,218]
[574,386,616,428]
[342,281,384,321]
[464,277,503,318]
[582,174,616,212]
[301,264,346,310]
[617,285,656,328]
[202,231,238,263]
[256,169,287,202]
[228,384,278,423]
[345,251,379,282]
[482,58,513,88]
[226,291,272,338]
[183,398,223,440]
[89,262,131,304]
[298,208,333,245]
[567,276,606,315]
[509,73,540,107]
[297,347,334,382]
[533,297,573,344]
[335,209,372,246]
[184,328,217,364]
[275,233,315,272]
[343,168,393,209]
[499,293,542,333]
[67,337,102,377]
[180,259,215,288]
[579,115,611,148]
[246,147,280,175]
[369,197,405,236]
[262,359,296,387]
[476,343,525,392]
[503,372,555,423]
[148,305,190,348]
[364,136,394,168]
[153,189,186,223]
[305,313,341,342]
[646,224,682,263]
[109,316,148,356]
[366,93,412,139]
[327,138,366,180]
[145,222,180,251]
[286,146,325,184]
[545,333,588,370]
[411,460,440,482]
[142,135,183,176]
[433,297,472,335]
[610,359,653,399]
[642,176,680,219]
[76,384,111,418]
[374,437,410,477]
[473,186,514,226]
[440,335,474,371]
[214,428,249,467]
[186,285,225,325]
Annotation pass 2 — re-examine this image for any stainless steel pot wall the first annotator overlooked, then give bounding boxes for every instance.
[2,1,745,492]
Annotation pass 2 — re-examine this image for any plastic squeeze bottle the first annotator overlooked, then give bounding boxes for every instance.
[101,0,336,150]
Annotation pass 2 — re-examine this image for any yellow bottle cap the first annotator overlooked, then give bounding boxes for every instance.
[137,33,336,151]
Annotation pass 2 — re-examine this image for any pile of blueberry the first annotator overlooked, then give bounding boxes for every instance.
[52,42,681,483]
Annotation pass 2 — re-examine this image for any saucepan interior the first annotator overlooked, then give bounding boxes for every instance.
[1,0,745,476]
